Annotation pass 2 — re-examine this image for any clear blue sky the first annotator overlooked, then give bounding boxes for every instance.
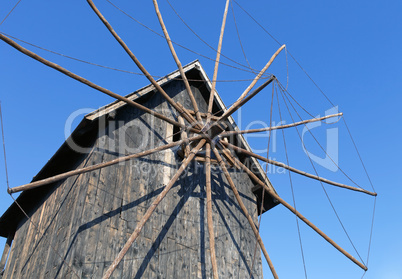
[0,0,401,278]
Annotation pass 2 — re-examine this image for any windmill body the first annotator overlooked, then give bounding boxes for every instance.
[0,61,276,278]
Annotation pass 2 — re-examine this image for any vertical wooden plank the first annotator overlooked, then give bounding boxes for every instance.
[111,212,130,279]
[28,178,62,279]
[1,228,20,279]
[9,206,37,278]
[105,167,126,278]
[92,163,121,278]
[46,158,95,278]
[120,160,137,279]
[0,233,13,274]
[56,150,98,278]
[157,159,177,279]
[20,190,51,278]
[37,179,71,277]
[77,130,118,279]
[22,189,48,274]
[217,169,242,279]
[83,121,128,279]
[81,168,109,278]
[3,221,23,279]
[17,180,65,279]
[40,167,86,278]
[67,147,105,278]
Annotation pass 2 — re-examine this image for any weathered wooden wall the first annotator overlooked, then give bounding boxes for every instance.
[2,80,262,278]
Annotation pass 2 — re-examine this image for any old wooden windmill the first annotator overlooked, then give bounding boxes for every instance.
[0,0,376,278]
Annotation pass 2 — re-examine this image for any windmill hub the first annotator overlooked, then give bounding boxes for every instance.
[200,121,227,143]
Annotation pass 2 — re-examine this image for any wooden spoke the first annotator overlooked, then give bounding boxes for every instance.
[220,140,377,196]
[205,143,219,279]
[231,154,368,271]
[219,45,285,121]
[87,0,198,127]
[207,0,231,118]
[220,147,239,169]
[221,113,343,136]
[152,0,203,123]
[0,33,194,132]
[203,77,275,141]
[212,147,278,279]
[103,139,207,279]
[233,45,285,103]
[8,135,203,194]
[218,75,276,122]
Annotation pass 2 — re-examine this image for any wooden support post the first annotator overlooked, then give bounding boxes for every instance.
[178,116,190,157]
[229,153,368,271]
[0,34,196,132]
[87,0,200,128]
[175,103,201,130]
[102,139,207,279]
[8,135,203,194]
[212,148,279,279]
[207,0,231,119]
[152,0,203,123]
[217,44,285,122]
[229,44,285,107]
[205,143,219,279]
[220,141,377,196]
[218,75,276,122]
[221,113,343,136]
[0,232,13,273]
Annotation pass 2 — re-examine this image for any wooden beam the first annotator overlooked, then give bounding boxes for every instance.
[8,135,204,194]
[178,116,190,157]
[220,141,377,196]
[234,45,285,102]
[219,146,238,169]
[0,33,194,132]
[221,113,343,136]
[205,143,219,279]
[152,0,203,123]
[176,150,230,166]
[87,0,199,128]
[218,75,275,122]
[175,103,201,130]
[230,154,368,271]
[183,107,220,121]
[207,0,231,118]
[220,45,285,120]
[212,147,279,279]
[102,139,206,279]
[193,156,223,166]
